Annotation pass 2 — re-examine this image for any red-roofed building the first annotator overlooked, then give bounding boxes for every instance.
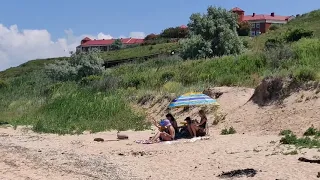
[76,37,144,52]
[232,7,294,36]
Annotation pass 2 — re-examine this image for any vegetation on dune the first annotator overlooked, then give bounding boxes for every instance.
[180,6,243,59]
[101,42,179,61]
[280,126,320,148]
[0,43,178,79]
[1,7,320,134]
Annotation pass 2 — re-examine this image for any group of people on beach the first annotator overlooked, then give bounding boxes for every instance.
[150,110,208,142]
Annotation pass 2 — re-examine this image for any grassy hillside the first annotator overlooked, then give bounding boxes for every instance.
[0,9,319,134]
[101,42,179,60]
[0,42,179,79]
[249,9,320,50]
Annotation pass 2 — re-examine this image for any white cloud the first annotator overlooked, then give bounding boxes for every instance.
[129,32,146,39]
[0,24,145,71]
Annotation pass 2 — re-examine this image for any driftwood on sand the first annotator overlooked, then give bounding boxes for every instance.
[298,157,320,164]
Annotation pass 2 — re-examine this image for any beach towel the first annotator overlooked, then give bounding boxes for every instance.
[135,140,154,144]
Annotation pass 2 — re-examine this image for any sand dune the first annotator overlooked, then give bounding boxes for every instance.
[2,85,320,180]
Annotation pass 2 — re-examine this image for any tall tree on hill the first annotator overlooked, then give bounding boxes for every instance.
[160,27,189,39]
[111,39,123,50]
[180,6,243,59]
[237,21,250,36]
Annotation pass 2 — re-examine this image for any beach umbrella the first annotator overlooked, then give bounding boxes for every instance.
[168,92,219,109]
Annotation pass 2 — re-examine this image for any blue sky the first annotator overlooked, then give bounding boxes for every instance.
[0,0,319,40]
[0,0,319,71]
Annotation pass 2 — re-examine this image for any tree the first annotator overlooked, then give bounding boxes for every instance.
[45,49,104,81]
[144,33,159,40]
[111,39,123,50]
[181,6,243,59]
[160,26,189,38]
[237,21,250,36]
[179,35,212,59]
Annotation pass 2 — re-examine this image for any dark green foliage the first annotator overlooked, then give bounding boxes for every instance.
[285,28,313,42]
[221,127,236,135]
[269,24,280,31]
[279,129,293,136]
[160,26,189,38]
[0,79,9,89]
[111,39,123,50]
[237,21,250,36]
[293,67,317,82]
[181,6,243,59]
[280,127,320,148]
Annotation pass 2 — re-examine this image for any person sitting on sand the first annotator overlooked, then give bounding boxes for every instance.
[187,110,207,138]
[150,119,175,142]
[165,113,179,134]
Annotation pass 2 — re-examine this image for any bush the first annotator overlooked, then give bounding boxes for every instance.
[46,49,104,82]
[160,26,189,39]
[303,126,320,136]
[264,44,296,69]
[0,79,9,89]
[279,129,320,148]
[163,81,183,93]
[185,6,243,58]
[279,129,293,136]
[144,33,159,41]
[293,67,317,82]
[14,91,148,134]
[80,75,101,85]
[264,38,284,50]
[237,21,250,36]
[221,127,236,135]
[179,35,212,59]
[269,24,280,31]
[285,28,313,42]
[91,75,120,91]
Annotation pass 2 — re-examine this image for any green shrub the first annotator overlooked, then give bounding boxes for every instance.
[279,129,293,136]
[264,44,296,69]
[0,80,9,89]
[163,81,183,93]
[46,50,104,82]
[13,90,148,134]
[293,67,317,82]
[285,28,313,42]
[221,127,236,135]
[269,24,280,31]
[80,75,101,85]
[303,126,320,136]
[279,129,320,148]
[264,38,284,50]
[280,133,298,144]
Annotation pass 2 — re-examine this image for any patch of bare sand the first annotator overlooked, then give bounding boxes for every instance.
[1,127,320,180]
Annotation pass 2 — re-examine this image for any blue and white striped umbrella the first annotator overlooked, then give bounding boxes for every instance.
[168,92,219,108]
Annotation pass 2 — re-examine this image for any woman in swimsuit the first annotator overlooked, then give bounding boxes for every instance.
[150,119,175,142]
[187,110,207,138]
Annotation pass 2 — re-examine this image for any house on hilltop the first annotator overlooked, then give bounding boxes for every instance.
[232,7,294,36]
[76,37,144,52]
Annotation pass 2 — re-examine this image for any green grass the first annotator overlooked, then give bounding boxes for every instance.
[101,42,180,60]
[1,9,320,135]
[221,127,236,135]
[0,72,149,134]
[0,43,179,79]
[106,38,320,90]
[249,9,320,51]
[280,127,320,148]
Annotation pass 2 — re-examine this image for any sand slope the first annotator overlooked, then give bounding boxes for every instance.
[2,86,320,180]
[1,127,320,180]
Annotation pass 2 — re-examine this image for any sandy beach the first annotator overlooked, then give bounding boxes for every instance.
[1,127,320,180]
[2,86,320,180]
